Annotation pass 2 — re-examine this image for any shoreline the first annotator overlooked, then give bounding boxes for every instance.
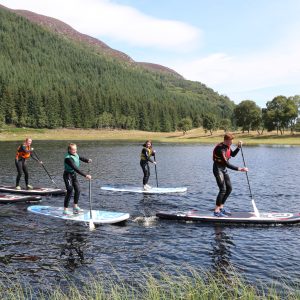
[1,127,300,145]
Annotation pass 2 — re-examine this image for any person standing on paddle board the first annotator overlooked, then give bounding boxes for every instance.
[213,133,248,217]
[140,140,156,190]
[63,143,92,215]
[15,138,41,190]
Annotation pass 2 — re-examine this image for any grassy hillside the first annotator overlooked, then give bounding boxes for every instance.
[0,7,235,131]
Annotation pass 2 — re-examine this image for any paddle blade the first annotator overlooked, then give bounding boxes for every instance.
[252,199,260,218]
[89,219,95,231]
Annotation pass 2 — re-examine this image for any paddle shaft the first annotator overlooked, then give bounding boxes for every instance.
[32,150,58,188]
[89,179,93,214]
[240,147,253,198]
[88,178,95,230]
[154,155,158,187]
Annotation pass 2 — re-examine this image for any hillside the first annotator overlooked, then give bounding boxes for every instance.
[0,6,235,131]
[3,5,183,79]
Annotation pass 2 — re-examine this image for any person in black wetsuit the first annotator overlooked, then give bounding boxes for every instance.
[63,143,92,215]
[15,138,42,190]
[213,133,248,217]
[140,140,156,190]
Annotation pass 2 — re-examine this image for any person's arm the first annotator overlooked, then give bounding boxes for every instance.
[65,158,86,176]
[19,145,39,161]
[79,156,92,163]
[230,147,240,157]
[221,149,239,171]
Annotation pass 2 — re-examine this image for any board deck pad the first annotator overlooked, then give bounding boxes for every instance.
[101,185,187,194]
[0,185,66,195]
[0,194,42,204]
[156,210,300,224]
[28,205,130,224]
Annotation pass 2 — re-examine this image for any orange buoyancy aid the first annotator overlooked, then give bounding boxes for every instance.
[16,145,31,160]
[213,143,231,164]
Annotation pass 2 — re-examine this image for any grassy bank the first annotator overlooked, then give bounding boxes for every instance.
[1,270,299,300]
[1,126,300,145]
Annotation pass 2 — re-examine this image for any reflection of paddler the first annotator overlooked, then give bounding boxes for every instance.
[60,232,86,271]
[213,133,248,217]
[211,226,233,272]
[15,138,41,190]
[140,140,156,190]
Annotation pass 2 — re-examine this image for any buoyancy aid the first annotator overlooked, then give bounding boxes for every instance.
[64,153,80,173]
[140,147,153,161]
[15,145,31,160]
[213,143,231,164]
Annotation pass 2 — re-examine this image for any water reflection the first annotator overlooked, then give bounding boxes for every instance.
[60,231,86,271]
[210,226,234,273]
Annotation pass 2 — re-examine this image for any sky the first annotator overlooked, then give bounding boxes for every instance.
[1,0,300,107]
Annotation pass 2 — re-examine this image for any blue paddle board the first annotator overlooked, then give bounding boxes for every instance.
[0,185,66,195]
[101,185,187,194]
[27,205,130,224]
[156,210,300,225]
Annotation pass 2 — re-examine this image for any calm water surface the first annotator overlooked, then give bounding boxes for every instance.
[0,140,300,290]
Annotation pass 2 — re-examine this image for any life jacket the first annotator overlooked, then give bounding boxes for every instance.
[15,145,31,160]
[140,147,153,161]
[64,153,80,173]
[213,143,231,164]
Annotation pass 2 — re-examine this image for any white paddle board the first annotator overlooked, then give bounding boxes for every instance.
[28,205,130,224]
[101,185,187,194]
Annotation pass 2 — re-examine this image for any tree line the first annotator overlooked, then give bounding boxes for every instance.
[192,95,299,135]
[0,8,235,132]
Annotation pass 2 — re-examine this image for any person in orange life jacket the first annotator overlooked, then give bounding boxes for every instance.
[213,133,248,217]
[63,143,92,215]
[15,138,42,190]
[140,140,156,190]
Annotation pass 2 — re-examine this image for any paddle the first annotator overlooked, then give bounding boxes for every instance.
[32,150,59,188]
[154,155,158,188]
[240,146,260,217]
[88,178,95,231]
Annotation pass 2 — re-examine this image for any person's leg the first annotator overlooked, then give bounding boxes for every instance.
[22,160,29,187]
[221,173,232,206]
[213,166,226,213]
[72,174,80,206]
[15,159,23,187]
[63,172,73,211]
[140,161,150,185]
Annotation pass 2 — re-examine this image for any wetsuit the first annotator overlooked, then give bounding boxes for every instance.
[63,153,89,208]
[213,143,240,206]
[140,147,155,185]
[15,144,38,187]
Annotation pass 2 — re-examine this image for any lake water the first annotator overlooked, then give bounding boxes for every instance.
[0,140,300,291]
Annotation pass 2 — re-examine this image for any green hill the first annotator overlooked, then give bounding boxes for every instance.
[0,7,235,131]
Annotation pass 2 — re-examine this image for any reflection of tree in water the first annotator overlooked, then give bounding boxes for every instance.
[210,226,235,274]
[60,232,86,271]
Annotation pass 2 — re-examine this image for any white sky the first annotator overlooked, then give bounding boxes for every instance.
[1,0,300,107]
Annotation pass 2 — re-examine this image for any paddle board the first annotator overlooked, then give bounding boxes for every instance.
[0,186,66,195]
[101,185,187,194]
[156,210,300,225]
[27,205,130,224]
[0,194,42,204]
